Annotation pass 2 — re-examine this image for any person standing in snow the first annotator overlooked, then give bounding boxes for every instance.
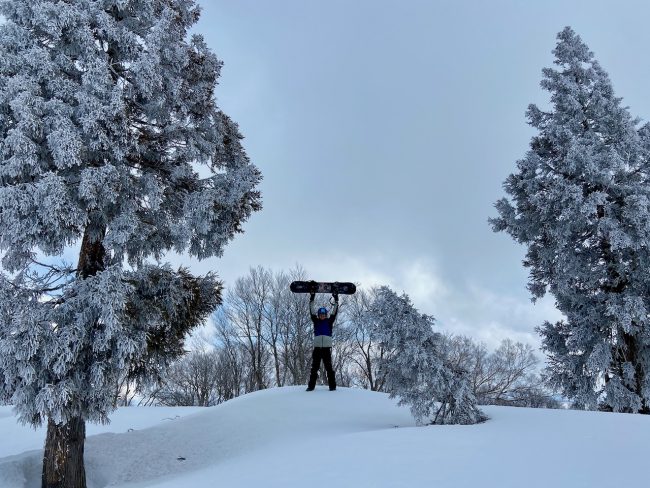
[306,292,339,391]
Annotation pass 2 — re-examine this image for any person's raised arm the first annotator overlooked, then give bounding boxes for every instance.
[309,292,318,319]
[329,292,339,323]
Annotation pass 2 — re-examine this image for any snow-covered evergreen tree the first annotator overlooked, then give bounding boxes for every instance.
[0,1,261,486]
[491,27,650,414]
[369,286,485,425]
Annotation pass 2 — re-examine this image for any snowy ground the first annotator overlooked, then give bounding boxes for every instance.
[1,387,649,487]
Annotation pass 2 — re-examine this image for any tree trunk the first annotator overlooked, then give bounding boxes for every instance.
[42,224,106,488]
[623,332,649,414]
[42,417,87,488]
[272,342,282,387]
[76,225,106,279]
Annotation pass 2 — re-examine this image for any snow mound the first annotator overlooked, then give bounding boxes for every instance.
[1,387,650,487]
[0,387,414,487]
[86,386,415,487]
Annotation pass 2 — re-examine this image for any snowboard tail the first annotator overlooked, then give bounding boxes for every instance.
[290,281,356,295]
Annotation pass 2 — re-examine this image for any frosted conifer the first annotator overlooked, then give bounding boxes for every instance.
[369,286,485,425]
[0,1,261,486]
[491,27,650,414]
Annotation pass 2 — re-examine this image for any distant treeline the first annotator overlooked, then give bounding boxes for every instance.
[116,266,558,411]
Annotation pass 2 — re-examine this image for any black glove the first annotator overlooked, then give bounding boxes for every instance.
[332,292,339,302]
[310,292,316,301]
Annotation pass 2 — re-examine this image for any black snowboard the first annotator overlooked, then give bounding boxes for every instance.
[290,281,356,295]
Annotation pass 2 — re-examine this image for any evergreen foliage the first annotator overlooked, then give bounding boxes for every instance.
[491,27,650,413]
[0,1,261,485]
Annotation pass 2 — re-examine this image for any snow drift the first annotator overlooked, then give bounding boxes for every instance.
[1,386,649,487]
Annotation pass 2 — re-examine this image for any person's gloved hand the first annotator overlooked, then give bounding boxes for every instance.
[309,280,317,296]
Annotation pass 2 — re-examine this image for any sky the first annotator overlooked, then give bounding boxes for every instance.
[176,1,650,350]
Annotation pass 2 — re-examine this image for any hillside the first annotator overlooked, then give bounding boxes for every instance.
[1,387,649,487]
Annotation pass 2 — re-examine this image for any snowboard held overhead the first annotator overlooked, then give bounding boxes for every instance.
[291,280,354,392]
[290,281,356,295]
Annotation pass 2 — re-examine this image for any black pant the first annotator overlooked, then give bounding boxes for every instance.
[308,347,336,390]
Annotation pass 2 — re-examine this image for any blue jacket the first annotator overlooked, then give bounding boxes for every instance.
[310,296,338,346]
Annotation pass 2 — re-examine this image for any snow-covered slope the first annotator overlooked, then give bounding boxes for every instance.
[1,386,649,487]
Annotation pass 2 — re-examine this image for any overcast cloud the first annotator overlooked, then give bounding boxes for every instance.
[172,0,650,351]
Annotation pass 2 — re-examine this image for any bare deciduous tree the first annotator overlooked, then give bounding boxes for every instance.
[223,267,272,391]
[442,335,558,408]
[342,288,394,391]
[278,266,313,385]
